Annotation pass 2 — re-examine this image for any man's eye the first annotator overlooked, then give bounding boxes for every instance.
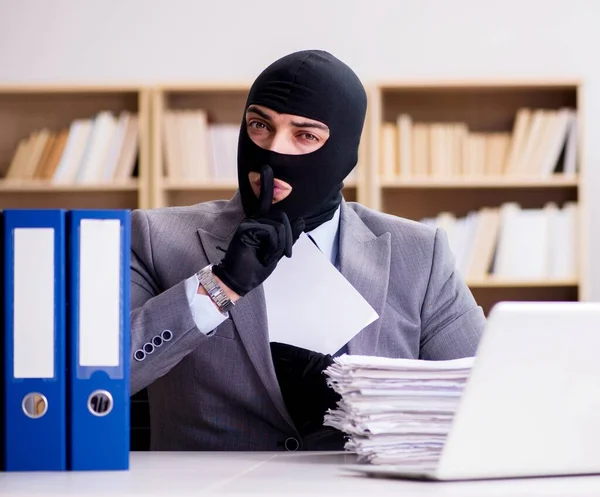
[249,121,268,130]
[301,133,318,142]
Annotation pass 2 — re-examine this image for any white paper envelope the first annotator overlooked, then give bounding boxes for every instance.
[263,233,379,355]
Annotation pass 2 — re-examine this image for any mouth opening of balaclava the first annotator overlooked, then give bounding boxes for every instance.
[237,50,367,232]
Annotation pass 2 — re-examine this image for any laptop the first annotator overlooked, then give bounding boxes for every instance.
[345,301,600,481]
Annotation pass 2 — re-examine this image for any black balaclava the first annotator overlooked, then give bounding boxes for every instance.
[237,50,367,232]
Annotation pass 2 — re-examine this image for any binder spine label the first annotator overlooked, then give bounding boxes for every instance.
[78,219,121,369]
[13,228,55,379]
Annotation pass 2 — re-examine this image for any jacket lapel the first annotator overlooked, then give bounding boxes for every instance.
[338,202,391,356]
[195,193,295,430]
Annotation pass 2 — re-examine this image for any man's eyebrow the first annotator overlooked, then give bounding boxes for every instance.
[290,120,330,132]
[246,105,272,121]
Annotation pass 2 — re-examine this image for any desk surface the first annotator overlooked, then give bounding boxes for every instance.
[2,452,600,496]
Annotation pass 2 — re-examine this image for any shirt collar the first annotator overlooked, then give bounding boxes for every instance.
[306,205,341,266]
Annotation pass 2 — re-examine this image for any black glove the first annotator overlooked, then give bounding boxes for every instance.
[269,342,343,444]
[212,166,304,296]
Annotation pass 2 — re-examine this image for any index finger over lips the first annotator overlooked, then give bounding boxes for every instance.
[259,164,274,216]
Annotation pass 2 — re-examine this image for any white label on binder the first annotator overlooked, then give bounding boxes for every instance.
[14,228,55,379]
[79,219,121,367]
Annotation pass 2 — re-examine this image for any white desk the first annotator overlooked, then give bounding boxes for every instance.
[2,452,600,496]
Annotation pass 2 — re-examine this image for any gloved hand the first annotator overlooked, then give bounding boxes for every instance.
[212,165,304,297]
[269,342,343,444]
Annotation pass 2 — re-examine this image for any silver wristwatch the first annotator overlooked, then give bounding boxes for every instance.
[196,264,235,314]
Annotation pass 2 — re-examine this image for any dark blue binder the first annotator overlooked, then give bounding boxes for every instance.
[3,209,67,471]
[0,211,4,471]
[67,210,130,471]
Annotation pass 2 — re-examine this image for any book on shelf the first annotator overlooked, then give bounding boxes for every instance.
[162,108,358,186]
[381,108,577,181]
[4,110,139,185]
[420,201,579,283]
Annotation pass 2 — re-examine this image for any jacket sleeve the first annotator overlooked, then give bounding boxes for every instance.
[129,209,225,395]
[419,228,486,360]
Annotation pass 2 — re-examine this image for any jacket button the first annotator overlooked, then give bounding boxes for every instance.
[284,437,300,452]
[152,335,163,347]
[161,330,173,342]
[133,349,146,362]
[143,342,155,354]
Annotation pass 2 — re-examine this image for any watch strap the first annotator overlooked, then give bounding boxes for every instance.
[196,264,234,314]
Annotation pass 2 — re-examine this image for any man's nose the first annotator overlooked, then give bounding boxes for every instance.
[267,132,294,155]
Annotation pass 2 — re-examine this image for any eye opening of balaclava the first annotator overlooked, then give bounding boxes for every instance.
[237,49,367,232]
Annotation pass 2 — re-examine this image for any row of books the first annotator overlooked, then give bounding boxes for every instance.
[162,110,238,182]
[162,109,358,183]
[420,202,578,281]
[5,111,139,184]
[381,108,577,180]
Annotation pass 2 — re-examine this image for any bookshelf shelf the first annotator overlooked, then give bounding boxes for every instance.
[160,180,358,191]
[162,180,238,191]
[380,175,578,189]
[0,179,139,192]
[467,278,579,289]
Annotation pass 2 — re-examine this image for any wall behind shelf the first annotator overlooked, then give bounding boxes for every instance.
[1,0,600,301]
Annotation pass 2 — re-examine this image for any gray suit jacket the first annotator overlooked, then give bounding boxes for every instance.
[130,193,485,451]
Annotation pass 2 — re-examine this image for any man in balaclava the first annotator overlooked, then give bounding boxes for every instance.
[211,50,366,449]
[129,50,485,453]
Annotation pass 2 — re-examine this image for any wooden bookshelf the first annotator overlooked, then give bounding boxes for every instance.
[1,81,588,313]
[0,85,150,210]
[367,80,587,311]
[381,174,578,188]
[466,278,579,289]
[150,84,364,209]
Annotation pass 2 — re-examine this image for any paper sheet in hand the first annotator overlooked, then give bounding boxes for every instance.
[262,233,378,355]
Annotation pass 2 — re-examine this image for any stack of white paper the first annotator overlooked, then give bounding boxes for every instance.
[323,355,474,470]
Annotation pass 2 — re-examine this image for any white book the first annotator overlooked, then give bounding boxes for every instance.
[563,114,578,176]
[380,123,397,180]
[539,108,575,177]
[397,114,413,178]
[113,115,139,181]
[435,212,457,255]
[449,216,467,275]
[465,208,501,280]
[162,111,180,179]
[493,203,550,280]
[207,125,220,181]
[194,109,210,182]
[76,111,117,184]
[458,211,480,276]
[547,202,579,279]
[209,123,240,182]
[52,119,93,184]
[102,112,130,181]
[180,111,195,180]
[518,110,548,176]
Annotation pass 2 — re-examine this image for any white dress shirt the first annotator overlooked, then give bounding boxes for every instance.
[184,206,342,336]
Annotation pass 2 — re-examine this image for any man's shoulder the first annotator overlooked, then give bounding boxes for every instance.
[132,199,231,233]
[346,201,437,245]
